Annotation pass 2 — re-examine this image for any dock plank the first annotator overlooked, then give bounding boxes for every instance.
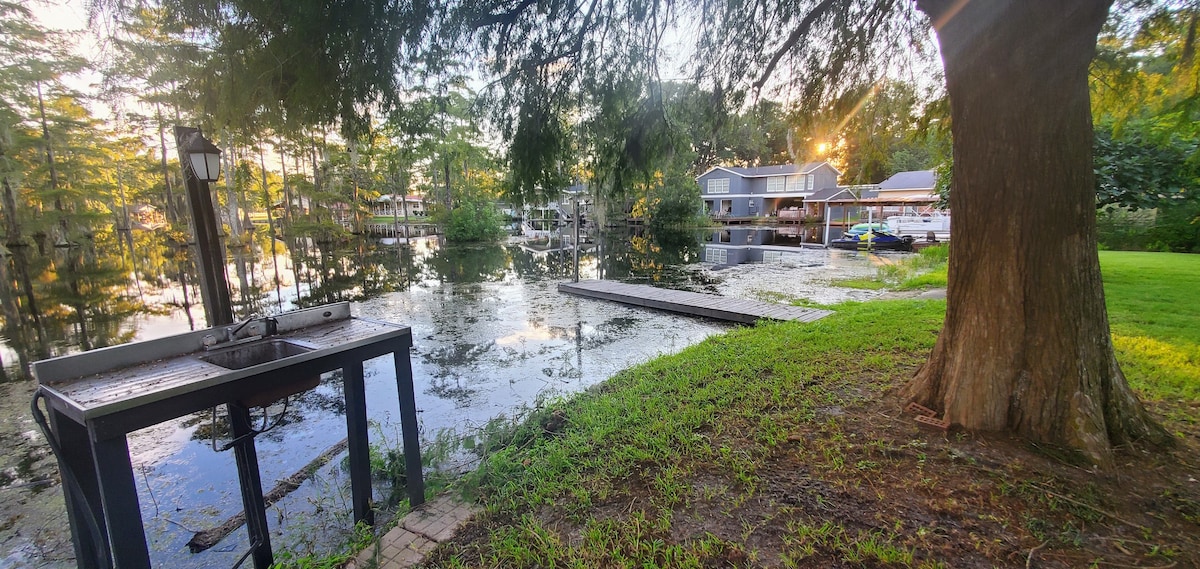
[558,280,832,324]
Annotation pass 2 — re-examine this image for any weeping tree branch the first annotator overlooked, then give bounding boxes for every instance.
[489,0,603,86]
[472,0,539,29]
[751,0,842,92]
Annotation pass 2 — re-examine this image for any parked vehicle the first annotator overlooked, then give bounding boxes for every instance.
[843,222,889,237]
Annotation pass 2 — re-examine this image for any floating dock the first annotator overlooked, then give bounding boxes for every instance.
[558,280,833,324]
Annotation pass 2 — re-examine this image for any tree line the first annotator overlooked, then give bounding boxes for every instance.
[5,0,1200,460]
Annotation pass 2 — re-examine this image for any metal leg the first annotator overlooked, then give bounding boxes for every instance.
[343,362,374,526]
[48,411,108,569]
[392,345,425,507]
[227,402,274,569]
[88,431,151,568]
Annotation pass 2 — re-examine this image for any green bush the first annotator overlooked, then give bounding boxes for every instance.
[1096,204,1200,253]
[648,184,703,229]
[1147,202,1200,253]
[441,196,507,242]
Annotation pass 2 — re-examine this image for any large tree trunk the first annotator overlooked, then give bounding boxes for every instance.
[905,0,1168,464]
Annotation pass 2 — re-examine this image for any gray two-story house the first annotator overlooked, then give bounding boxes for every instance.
[697,162,841,219]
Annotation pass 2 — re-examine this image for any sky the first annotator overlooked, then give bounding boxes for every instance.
[30,0,109,116]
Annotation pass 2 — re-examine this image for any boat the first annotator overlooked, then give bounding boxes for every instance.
[886,212,950,236]
[829,230,915,252]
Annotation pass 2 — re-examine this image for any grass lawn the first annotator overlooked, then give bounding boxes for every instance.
[1102,251,1200,419]
[406,251,1199,568]
[369,214,429,223]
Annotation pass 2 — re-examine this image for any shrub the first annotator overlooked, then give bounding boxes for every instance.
[441,196,506,242]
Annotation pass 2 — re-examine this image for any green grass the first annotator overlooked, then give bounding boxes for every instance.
[1100,251,1200,408]
[369,214,428,223]
[829,278,888,290]
[405,250,1199,568]
[432,300,946,566]
[843,244,949,291]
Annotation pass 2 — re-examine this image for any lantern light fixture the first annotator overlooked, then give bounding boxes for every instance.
[183,131,222,183]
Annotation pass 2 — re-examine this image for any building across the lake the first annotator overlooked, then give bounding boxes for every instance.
[697,162,841,219]
[698,164,942,224]
[374,194,427,217]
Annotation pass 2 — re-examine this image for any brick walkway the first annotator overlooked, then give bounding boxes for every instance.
[345,496,479,568]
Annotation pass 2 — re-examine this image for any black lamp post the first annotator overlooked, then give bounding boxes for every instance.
[174,126,234,327]
[175,126,276,569]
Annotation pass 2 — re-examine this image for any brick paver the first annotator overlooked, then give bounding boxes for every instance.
[345,495,479,569]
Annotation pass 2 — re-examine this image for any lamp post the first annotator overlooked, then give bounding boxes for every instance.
[175,126,276,569]
[174,126,233,327]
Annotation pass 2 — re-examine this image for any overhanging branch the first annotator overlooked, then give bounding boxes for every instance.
[472,0,540,29]
[751,0,842,92]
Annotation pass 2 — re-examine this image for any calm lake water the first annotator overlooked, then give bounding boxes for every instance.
[0,224,894,567]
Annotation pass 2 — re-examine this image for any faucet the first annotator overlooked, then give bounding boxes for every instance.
[225,316,278,343]
[226,318,255,342]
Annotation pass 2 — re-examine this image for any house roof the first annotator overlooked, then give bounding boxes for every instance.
[806,186,878,202]
[878,170,936,191]
[698,161,840,180]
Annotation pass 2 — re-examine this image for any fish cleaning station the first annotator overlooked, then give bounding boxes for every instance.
[30,127,424,569]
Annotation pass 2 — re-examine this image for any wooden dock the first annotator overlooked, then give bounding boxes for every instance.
[558,280,833,324]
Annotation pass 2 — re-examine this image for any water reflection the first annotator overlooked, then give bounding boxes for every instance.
[0,223,883,568]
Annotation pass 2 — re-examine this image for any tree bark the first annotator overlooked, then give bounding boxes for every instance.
[224,133,243,236]
[905,0,1168,464]
[156,104,178,223]
[280,143,293,226]
[1,175,21,244]
[36,82,67,240]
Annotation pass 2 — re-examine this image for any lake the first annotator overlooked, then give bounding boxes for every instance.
[0,224,894,567]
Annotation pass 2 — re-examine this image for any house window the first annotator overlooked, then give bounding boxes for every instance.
[707,178,730,194]
[806,174,815,191]
[786,175,804,192]
[766,176,785,193]
[705,247,728,264]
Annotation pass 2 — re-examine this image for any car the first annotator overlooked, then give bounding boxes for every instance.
[843,222,889,237]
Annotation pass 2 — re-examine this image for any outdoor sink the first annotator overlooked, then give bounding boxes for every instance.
[32,302,412,423]
[199,338,314,370]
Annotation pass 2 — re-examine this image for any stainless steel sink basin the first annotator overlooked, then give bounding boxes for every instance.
[199,339,314,370]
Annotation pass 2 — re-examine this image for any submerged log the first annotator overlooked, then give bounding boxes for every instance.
[187,437,350,553]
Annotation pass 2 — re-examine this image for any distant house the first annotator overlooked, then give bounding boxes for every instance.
[697,162,841,218]
[374,194,427,217]
[127,204,166,230]
[875,170,939,215]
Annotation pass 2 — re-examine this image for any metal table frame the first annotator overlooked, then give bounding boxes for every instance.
[35,316,424,569]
